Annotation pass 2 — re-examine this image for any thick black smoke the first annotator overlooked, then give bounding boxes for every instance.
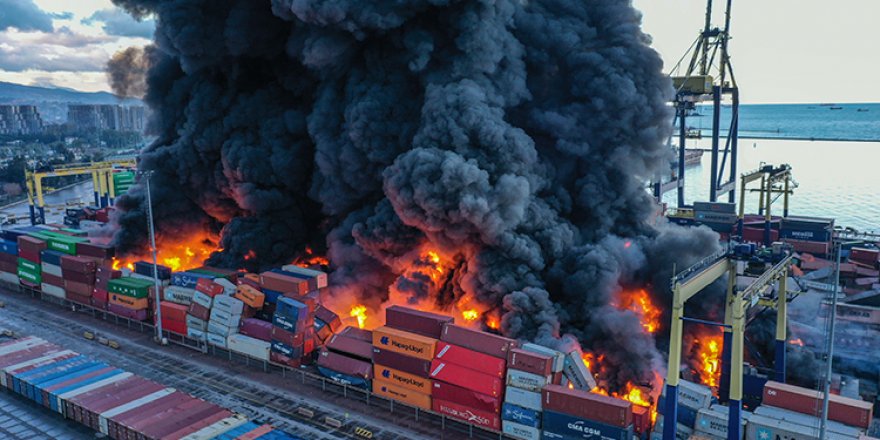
[110,0,721,390]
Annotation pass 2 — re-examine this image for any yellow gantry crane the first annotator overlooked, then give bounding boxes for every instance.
[664,248,793,440]
[736,164,796,245]
[24,159,137,225]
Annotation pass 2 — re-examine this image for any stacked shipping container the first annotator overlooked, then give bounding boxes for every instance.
[317,326,373,389]
[502,346,558,439]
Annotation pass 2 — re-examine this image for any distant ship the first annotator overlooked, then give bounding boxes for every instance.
[830,106,844,110]
[684,149,703,166]
[857,108,869,112]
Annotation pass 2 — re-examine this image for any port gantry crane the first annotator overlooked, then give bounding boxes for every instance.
[654,0,740,208]
[664,245,795,440]
[737,164,797,245]
[24,159,137,225]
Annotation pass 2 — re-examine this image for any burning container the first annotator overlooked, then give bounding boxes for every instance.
[440,324,517,359]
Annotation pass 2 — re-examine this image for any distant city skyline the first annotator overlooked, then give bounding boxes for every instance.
[0,0,877,104]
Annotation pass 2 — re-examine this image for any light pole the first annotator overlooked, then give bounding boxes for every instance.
[140,170,165,345]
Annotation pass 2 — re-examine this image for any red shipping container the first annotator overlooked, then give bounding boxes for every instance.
[270,351,301,368]
[326,334,372,361]
[60,255,97,273]
[440,324,516,359]
[238,274,261,289]
[632,405,650,436]
[763,381,872,429]
[62,271,95,284]
[271,326,305,347]
[339,326,372,342]
[91,287,108,302]
[429,359,503,397]
[66,292,91,305]
[142,401,225,439]
[90,298,108,310]
[508,348,554,377]
[542,384,632,428]
[159,301,189,323]
[64,280,94,297]
[240,318,273,341]
[19,248,41,263]
[434,341,506,378]
[0,261,15,273]
[431,380,502,413]
[17,236,46,254]
[851,247,880,265]
[108,303,148,321]
[76,242,115,259]
[372,348,431,378]
[187,302,210,321]
[432,399,501,430]
[315,305,343,332]
[317,348,372,379]
[0,252,16,264]
[259,272,309,294]
[304,336,315,355]
[196,278,224,296]
[159,409,232,440]
[386,305,453,339]
[42,272,63,287]
[286,291,318,314]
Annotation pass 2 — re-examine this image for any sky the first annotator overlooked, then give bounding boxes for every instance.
[0,0,877,103]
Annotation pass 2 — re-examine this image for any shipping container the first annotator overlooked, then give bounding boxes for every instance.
[505,386,542,412]
[108,278,153,298]
[339,326,372,342]
[239,318,273,341]
[541,409,633,440]
[507,369,551,393]
[502,402,541,428]
[372,379,432,410]
[434,341,506,378]
[432,380,502,413]
[542,385,632,428]
[430,359,503,397]
[753,405,863,437]
[762,381,872,429]
[744,413,852,440]
[509,348,554,377]
[187,302,210,321]
[385,306,453,339]
[440,324,516,359]
[234,284,265,309]
[171,271,214,289]
[260,271,309,295]
[374,364,432,394]
[315,306,342,333]
[372,326,437,361]
[372,348,431,378]
[280,265,328,289]
[659,379,713,410]
[227,334,271,361]
[179,414,249,440]
[503,420,541,440]
[327,334,373,361]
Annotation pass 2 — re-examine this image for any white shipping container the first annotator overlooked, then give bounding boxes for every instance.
[213,279,237,295]
[502,421,541,440]
[207,321,239,337]
[163,286,195,305]
[187,327,207,342]
[562,350,597,391]
[660,379,713,410]
[192,290,214,309]
[0,271,19,283]
[654,414,694,440]
[754,405,863,437]
[745,414,852,440]
[206,331,228,348]
[506,369,551,393]
[186,314,207,332]
[130,272,170,286]
[227,334,271,361]
[521,343,565,372]
[213,295,244,314]
[0,337,43,356]
[40,283,65,299]
[181,414,249,440]
[40,262,61,277]
[1,349,74,387]
[504,386,542,411]
[695,405,748,440]
[209,310,241,329]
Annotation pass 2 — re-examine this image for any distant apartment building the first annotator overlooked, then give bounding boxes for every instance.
[67,104,146,132]
[0,105,45,135]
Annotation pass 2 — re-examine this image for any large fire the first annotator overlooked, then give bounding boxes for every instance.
[694,334,722,388]
[350,305,368,329]
[615,288,661,333]
[583,354,658,424]
[112,232,220,273]
[295,246,330,268]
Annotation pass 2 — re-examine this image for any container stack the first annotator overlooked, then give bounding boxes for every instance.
[542,384,634,440]
[317,326,373,389]
[39,249,65,299]
[756,381,873,434]
[17,235,45,290]
[269,296,313,367]
[186,278,222,342]
[91,265,119,310]
[158,301,189,336]
[653,379,713,440]
[0,236,17,284]
[207,294,244,348]
[502,346,558,440]
[60,255,97,306]
[314,305,343,345]
[372,326,437,410]
[693,404,748,440]
[430,323,516,431]
[780,216,834,256]
[106,277,154,321]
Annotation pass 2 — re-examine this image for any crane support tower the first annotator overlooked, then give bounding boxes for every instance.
[664,246,794,440]
[737,164,797,245]
[24,159,137,225]
[655,0,739,208]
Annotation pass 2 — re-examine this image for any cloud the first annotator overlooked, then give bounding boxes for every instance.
[83,8,154,39]
[0,0,55,32]
[50,12,75,20]
[0,31,111,72]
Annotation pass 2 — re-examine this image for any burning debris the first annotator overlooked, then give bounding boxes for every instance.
[108,0,723,398]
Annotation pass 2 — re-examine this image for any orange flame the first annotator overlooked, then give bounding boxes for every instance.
[695,336,722,388]
[294,246,330,268]
[113,232,219,273]
[462,309,479,322]
[789,338,804,346]
[350,305,368,329]
[616,288,661,333]
[583,354,658,425]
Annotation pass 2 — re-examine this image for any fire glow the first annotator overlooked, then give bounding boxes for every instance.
[694,335,722,388]
[583,354,658,424]
[112,232,220,273]
[615,288,661,333]
[295,246,329,268]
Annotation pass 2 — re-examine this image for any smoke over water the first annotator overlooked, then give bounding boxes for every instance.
[109,0,722,392]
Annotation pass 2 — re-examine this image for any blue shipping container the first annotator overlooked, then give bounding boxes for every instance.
[135,261,172,280]
[541,410,633,440]
[780,228,830,242]
[15,355,90,398]
[0,240,18,255]
[171,271,213,288]
[255,430,303,440]
[213,421,260,440]
[316,366,370,389]
[656,400,698,427]
[38,250,65,266]
[31,363,106,405]
[25,359,98,402]
[262,288,283,304]
[502,402,541,428]
[276,298,308,322]
[272,314,308,333]
[270,340,304,358]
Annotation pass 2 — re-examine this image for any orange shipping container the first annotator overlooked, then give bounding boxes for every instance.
[109,293,148,310]
[373,364,433,394]
[373,379,432,410]
[234,285,265,309]
[372,326,437,361]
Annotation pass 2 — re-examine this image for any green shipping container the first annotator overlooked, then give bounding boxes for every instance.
[18,258,40,273]
[108,277,153,299]
[46,236,87,255]
[17,265,41,285]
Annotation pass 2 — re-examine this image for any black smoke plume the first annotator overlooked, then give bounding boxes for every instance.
[110,0,722,391]
[107,46,151,99]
